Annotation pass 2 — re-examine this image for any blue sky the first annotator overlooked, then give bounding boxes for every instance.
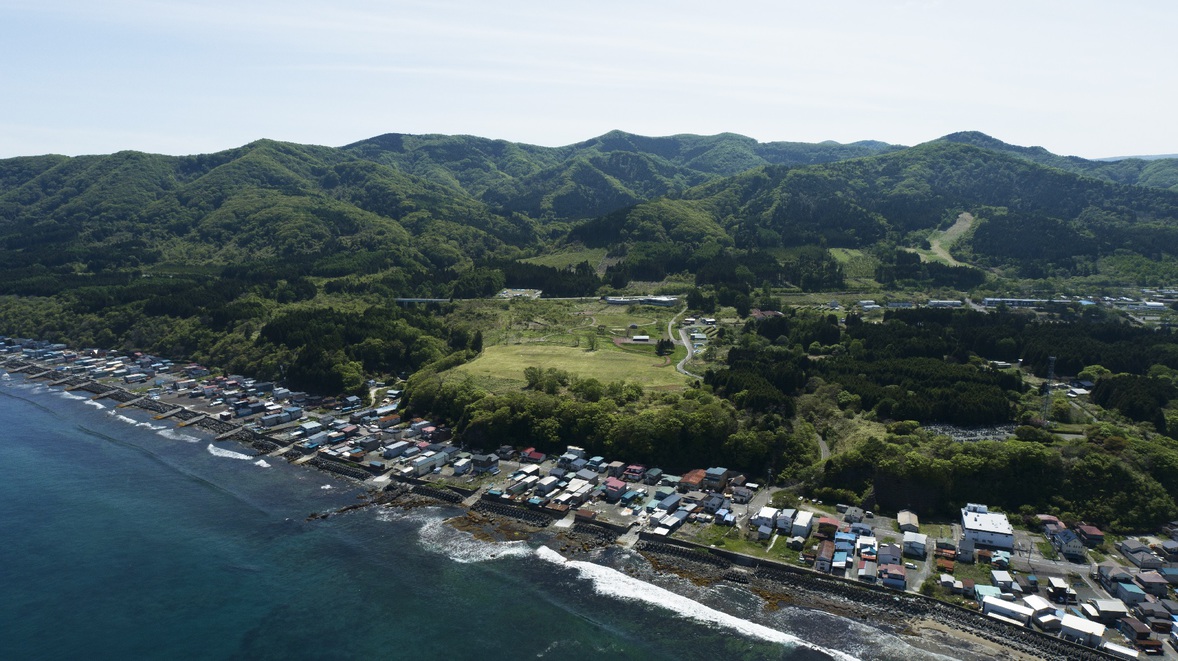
[2,0,1174,158]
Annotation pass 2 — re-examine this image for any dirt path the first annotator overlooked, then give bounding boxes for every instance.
[928,212,973,266]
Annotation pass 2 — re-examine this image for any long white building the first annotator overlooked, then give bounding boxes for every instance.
[961,503,1014,550]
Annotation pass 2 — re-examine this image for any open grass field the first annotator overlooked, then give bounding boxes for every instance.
[520,248,608,271]
[829,248,881,281]
[448,341,689,393]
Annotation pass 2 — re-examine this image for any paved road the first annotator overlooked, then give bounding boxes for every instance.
[667,306,703,379]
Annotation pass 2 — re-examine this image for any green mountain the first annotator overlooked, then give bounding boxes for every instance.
[342,130,902,220]
[939,131,1178,193]
[571,140,1178,285]
[0,139,537,294]
[5,129,1178,392]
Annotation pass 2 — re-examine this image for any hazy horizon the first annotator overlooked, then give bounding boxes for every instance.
[4,1,1175,160]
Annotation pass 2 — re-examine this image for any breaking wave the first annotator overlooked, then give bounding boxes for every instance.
[136,421,166,431]
[206,443,252,460]
[107,411,138,425]
[84,400,106,409]
[534,546,858,660]
[254,459,271,468]
[158,429,200,443]
[382,508,532,564]
[58,391,87,401]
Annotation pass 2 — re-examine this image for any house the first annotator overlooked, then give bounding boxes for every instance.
[775,508,796,532]
[601,477,627,501]
[702,467,729,491]
[751,507,779,529]
[816,516,840,538]
[643,468,664,485]
[1076,524,1105,547]
[658,493,682,513]
[1118,617,1154,645]
[679,469,706,492]
[902,531,928,558]
[1160,539,1178,562]
[575,468,600,486]
[623,464,646,482]
[1116,582,1148,606]
[1052,529,1087,562]
[815,541,835,573]
[982,596,1032,625]
[844,506,865,523]
[878,543,902,566]
[1099,565,1135,592]
[879,564,907,590]
[606,461,626,477]
[1036,513,1063,528]
[857,560,878,583]
[1059,613,1105,647]
[791,511,813,538]
[991,570,1014,591]
[472,453,500,475]
[730,486,754,504]
[701,494,727,514]
[833,531,856,554]
[1135,571,1170,597]
[961,503,1014,550]
[520,447,546,463]
[897,510,920,533]
[1089,599,1131,624]
[1119,539,1162,569]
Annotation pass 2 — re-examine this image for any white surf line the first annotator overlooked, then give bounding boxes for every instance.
[535,546,860,661]
[206,443,252,460]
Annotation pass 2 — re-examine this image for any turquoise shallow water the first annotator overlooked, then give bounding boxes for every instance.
[0,374,937,661]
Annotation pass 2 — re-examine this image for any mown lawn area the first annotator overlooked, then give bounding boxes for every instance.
[448,342,688,393]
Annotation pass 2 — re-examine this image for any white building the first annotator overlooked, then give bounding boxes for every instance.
[751,506,778,528]
[961,503,1014,550]
[791,511,814,538]
[902,531,928,558]
[1059,613,1105,647]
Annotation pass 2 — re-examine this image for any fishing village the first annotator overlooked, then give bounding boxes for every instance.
[5,336,1178,661]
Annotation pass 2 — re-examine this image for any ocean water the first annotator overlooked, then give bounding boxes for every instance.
[0,374,942,661]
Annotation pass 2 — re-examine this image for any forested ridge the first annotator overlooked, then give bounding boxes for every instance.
[5,130,1178,530]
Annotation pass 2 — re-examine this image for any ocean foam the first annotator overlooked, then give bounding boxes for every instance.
[111,413,138,425]
[136,422,165,431]
[320,484,334,490]
[413,511,532,564]
[254,459,271,468]
[58,391,87,401]
[84,400,106,409]
[206,443,252,460]
[534,546,859,660]
[158,429,199,443]
[374,508,533,564]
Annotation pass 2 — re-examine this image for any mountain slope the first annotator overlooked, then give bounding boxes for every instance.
[571,141,1178,283]
[342,130,903,220]
[938,131,1178,193]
